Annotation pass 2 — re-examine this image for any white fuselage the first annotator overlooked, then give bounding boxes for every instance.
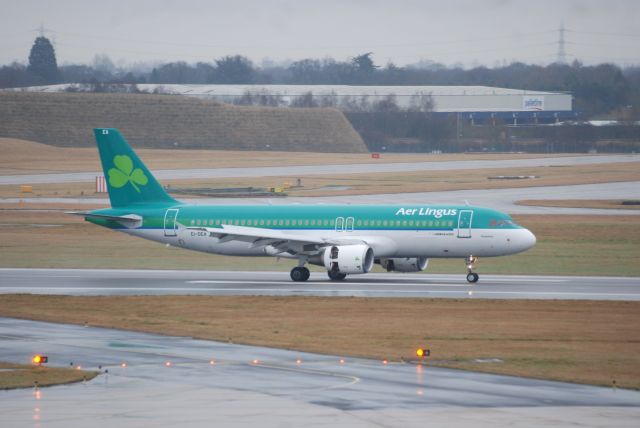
[123,226,536,259]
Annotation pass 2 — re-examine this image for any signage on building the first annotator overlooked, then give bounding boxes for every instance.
[523,96,544,111]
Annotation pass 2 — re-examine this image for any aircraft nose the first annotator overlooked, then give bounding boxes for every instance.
[522,228,537,250]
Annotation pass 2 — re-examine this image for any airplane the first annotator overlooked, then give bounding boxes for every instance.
[71,128,536,283]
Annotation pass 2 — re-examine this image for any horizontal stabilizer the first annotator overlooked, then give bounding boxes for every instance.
[66,212,143,228]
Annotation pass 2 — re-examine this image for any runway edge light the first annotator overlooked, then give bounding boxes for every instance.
[416,348,430,358]
[32,355,48,365]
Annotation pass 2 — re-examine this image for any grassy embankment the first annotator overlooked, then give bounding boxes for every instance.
[0,295,638,390]
[0,92,366,152]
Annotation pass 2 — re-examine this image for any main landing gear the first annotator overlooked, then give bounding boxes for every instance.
[465,255,479,283]
[290,266,310,282]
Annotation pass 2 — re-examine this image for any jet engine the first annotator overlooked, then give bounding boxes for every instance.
[379,257,428,272]
[321,244,374,274]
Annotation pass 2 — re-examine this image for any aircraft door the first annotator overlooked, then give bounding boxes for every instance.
[164,208,179,237]
[335,217,344,232]
[345,217,354,232]
[457,210,473,238]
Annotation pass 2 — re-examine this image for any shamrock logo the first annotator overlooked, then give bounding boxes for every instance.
[108,155,148,193]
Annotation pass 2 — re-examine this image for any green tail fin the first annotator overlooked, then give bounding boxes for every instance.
[94,128,177,208]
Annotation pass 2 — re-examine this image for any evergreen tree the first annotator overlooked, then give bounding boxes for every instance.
[28,36,59,84]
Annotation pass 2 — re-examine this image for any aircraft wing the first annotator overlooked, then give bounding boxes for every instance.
[188,224,365,256]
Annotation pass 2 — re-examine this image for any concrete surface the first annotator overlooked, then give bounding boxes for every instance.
[2,269,639,300]
[2,181,639,215]
[1,154,638,185]
[1,318,639,427]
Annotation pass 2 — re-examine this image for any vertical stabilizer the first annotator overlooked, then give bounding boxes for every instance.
[94,128,177,208]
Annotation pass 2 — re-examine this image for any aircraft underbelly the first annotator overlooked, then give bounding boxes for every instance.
[122,228,515,258]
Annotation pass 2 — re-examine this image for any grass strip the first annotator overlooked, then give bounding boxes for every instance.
[0,361,98,390]
[0,295,638,390]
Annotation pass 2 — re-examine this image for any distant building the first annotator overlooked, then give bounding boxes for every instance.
[6,83,576,124]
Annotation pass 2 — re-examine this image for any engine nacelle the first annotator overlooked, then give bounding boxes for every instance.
[379,257,428,273]
[322,244,374,274]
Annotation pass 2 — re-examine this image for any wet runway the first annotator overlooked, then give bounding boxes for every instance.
[1,154,638,185]
[1,318,639,427]
[2,268,639,300]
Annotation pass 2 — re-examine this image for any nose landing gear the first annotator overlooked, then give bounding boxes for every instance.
[465,255,479,283]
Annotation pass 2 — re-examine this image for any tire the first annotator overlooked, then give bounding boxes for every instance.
[328,270,347,281]
[291,267,309,282]
[466,272,479,283]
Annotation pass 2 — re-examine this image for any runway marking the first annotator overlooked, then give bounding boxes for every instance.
[186,280,471,287]
[0,287,639,298]
[252,362,361,390]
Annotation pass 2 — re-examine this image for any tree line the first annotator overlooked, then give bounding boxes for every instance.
[2,37,640,118]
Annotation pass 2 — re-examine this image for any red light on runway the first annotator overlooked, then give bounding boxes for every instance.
[120,363,127,368]
[296,359,302,364]
[339,359,345,364]
[383,359,389,365]
[165,361,172,367]
[252,359,259,365]
[209,360,215,365]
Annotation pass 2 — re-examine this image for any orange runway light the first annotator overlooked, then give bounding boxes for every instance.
[120,363,127,368]
[383,359,388,365]
[416,348,425,358]
[252,359,259,364]
[32,355,48,365]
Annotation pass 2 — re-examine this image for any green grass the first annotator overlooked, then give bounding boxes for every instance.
[1,212,639,276]
[0,362,98,390]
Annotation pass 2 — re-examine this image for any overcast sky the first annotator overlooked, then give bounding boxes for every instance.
[1,0,639,69]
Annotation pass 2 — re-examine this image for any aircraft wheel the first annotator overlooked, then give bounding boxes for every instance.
[328,270,347,281]
[466,272,479,283]
[291,267,310,282]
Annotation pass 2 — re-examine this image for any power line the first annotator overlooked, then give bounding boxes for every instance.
[556,23,567,64]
